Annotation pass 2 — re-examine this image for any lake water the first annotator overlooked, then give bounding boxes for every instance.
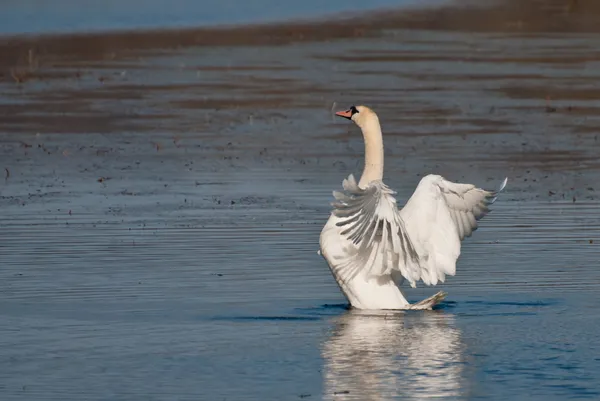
[1,0,600,400]
[0,0,444,36]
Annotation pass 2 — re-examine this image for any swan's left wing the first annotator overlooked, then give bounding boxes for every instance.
[330,174,422,285]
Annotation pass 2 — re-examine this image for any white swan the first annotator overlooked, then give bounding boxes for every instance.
[319,105,507,310]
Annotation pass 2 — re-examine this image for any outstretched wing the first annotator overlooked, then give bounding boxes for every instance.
[399,175,507,286]
[330,174,423,286]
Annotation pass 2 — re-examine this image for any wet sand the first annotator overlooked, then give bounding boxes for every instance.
[1,0,600,400]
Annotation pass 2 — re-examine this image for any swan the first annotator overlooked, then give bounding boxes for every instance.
[319,105,507,310]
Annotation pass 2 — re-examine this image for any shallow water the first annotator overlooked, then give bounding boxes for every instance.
[0,0,442,36]
[2,1,600,400]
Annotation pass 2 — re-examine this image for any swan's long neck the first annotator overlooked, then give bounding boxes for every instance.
[358,117,384,188]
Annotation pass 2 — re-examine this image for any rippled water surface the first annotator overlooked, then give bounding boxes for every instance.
[2,1,600,400]
[0,0,443,35]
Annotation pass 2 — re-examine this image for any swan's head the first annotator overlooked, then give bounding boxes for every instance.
[335,105,378,129]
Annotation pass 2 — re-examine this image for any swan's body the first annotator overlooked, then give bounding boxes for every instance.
[319,105,506,310]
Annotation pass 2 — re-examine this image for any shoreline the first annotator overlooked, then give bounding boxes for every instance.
[1,0,599,70]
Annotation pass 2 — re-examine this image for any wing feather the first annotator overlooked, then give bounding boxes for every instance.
[399,175,507,285]
[330,175,422,286]
[328,173,506,288]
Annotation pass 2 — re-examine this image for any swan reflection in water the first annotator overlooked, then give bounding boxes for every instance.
[322,309,464,400]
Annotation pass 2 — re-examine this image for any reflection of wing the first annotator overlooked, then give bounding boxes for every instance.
[321,311,463,400]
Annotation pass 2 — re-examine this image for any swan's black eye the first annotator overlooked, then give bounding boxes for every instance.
[350,106,359,115]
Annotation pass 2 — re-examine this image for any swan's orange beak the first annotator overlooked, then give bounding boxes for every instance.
[335,109,353,119]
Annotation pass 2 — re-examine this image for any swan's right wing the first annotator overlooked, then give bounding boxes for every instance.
[399,175,506,286]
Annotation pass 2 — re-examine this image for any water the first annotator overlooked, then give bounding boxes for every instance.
[0,0,443,36]
[2,1,600,400]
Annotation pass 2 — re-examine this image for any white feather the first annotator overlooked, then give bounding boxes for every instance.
[329,173,505,289]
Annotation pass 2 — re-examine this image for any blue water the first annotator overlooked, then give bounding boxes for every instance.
[0,0,443,36]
